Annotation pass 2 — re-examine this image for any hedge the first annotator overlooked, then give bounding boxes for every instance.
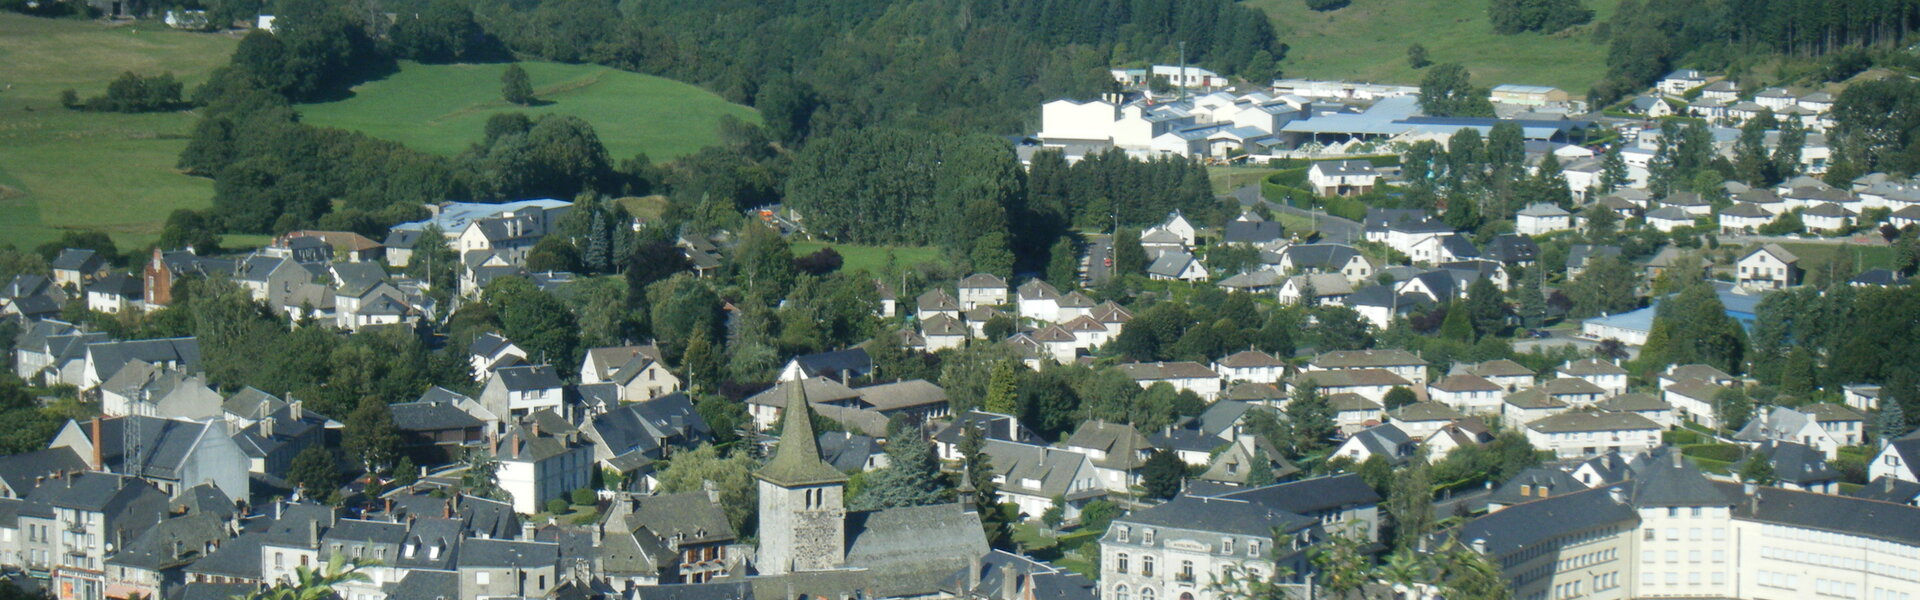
[1681,443,1744,463]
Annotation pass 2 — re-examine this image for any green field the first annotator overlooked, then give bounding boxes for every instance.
[299,61,759,161]
[1248,0,1623,95]
[790,241,947,274]
[0,14,238,250]
[1767,242,1896,271]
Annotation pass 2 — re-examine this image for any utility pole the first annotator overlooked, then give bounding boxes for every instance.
[1178,41,1188,101]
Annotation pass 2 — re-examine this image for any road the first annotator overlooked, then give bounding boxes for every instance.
[1082,234,1113,287]
[1231,184,1363,245]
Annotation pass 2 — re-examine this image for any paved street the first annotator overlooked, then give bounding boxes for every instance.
[1232,184,1363,244]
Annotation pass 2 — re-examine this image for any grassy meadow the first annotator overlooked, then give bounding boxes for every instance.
[299,61,759,161]
[790,241,948,274]
[0,14,237,250]
[1248,0,1623,95]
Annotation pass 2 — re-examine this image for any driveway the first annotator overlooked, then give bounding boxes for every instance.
[1231,184,1363,245]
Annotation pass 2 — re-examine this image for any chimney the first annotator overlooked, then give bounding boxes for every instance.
[967,554,982,592]
[703,479,719,504]
[510,431,520,459]
[1000,564,1021,600]
[290,400,303,422]
[1471,538,1487,554]
[260,415,274,439]
[308,519,320,548]
[90,417,103,469]
[522,522,536,541]
[531,421,540,439]
[1606,487,1625,505]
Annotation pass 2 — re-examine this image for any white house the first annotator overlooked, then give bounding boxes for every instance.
[1802,202,1855,232]
[1661,378,1728,429]
[1117,361,1223,401]
[1555,359,1629,396]
[1145,250,1209,282]
[1733,404,1866,460]
[1657,70,1708,96]
[956,273,1009,310]
[1718,203,1774,233]
[1306,161,1379,197]
[1515,203,1574,236]
[1150,65,1227,89]
[1737,244,1800,290]
[1306,349,1429,387]
[1427,374,1505,416]
[1333,423,1416,465]
[1389,402,1467,441]
[1015,280,1063,322]
[494,423,593,514]
[1214,350,1286,384]
[1869,430,1920,483]
[1144,211,1197,247]
[1524,412,1662,459]
[1644,207,1695,232]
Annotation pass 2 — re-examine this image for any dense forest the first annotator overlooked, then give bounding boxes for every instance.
[1589,0,1920,102]
[471,0,1282,136]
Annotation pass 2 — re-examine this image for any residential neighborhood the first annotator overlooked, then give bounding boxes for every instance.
[7,1,1920,600]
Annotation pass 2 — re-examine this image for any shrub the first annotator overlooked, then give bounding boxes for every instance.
[571,487,596,506]
[546,498,570,514]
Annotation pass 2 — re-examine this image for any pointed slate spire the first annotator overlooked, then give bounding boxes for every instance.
[755,376,848,487]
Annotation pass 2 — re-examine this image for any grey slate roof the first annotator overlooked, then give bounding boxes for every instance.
[492,364,561,391]
[390,400,485,432]
[185,532,267,579]
[817,431,880,472]
[943,550,1096,600]
[1114,493,1316,540]
[457,538,558,568]
[1457,483,1636,556]
[788,348,873,379]
[1855,476,1920,505]
[1223,220,1284,244]
[931,411,1044,449]
[1630,450,1733,507]
[385,570,457,600]
[1738,484,1920,547]
[52,248,102,271]
[0,446,88,496]
[1736,440,1837,485]
[843,503,990,598]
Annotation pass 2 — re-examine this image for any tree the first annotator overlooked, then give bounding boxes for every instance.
[958,424,1009,547]
[658,444,758,535]
[1439,304,1476,342]
[1877,400,1908,444]
[1383,386,1419,410]
[1079,499,1119,532]
[1246,447,1279,487]
[1566,255,1638,317]
[729,225,797,302]
[1304,0,1350,10]
[1387,456,1435,552]
[1464,278,1507,339]
[681,330,723,393]
[1599,144,1629,193]
[1489,0,1593,34]
[1740,451,1777,485]
[459,448,505,501]
[501,64,535,105]
[1420,64,1495,118]
[1046,237,1080,288]
[1285,384,1336,457]
[1140,450,1187,499]
[1516,265,1548,329]
[242,554,374,600]
[288,446,341,500]
[1715,386,1754,431]
[342,397,400,475]
[854,424,947,509]
[1406,44,1431,69]
[983,361,1020,415]
[1113,228,1149,275]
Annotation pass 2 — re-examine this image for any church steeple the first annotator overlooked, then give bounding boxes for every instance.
[754,375,849,576]
[756,377,849,487]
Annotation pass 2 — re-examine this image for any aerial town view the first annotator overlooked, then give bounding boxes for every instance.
[3,0,1920,599]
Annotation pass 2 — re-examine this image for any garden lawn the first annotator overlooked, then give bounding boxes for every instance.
[0,14,238,250]
[1768,242,1897,272]
[790,241,947,273]
[299,61,759,161]
[1245,0,1623,95]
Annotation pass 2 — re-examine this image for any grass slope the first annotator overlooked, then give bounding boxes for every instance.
[0,14,237,250]
[790,241,947,274]
[1248,0,1622,94]
[299,61,759,161]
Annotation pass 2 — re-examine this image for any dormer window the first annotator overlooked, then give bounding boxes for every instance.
[1117,526,1129,543]
[403,543,416,558]
[1221,538,1233,554]
[1142,529,1155,545]
[1249,540,1260,557]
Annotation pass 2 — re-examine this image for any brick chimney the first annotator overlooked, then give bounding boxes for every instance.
[90,417,103,470]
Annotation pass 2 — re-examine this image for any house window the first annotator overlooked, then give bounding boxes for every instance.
[1140,587,1155,600]
[1222,538,1233,555]
[1178,561,1194,582]
[1116,554,1129,574]
[1249,541,1260,557]
[1143,529,1155,545]
[1142,557,1155,577]
[1118,527,1130,543]
[1114,587,1130,600]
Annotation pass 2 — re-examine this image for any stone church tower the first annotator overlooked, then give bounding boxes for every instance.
[755,377,849,575]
